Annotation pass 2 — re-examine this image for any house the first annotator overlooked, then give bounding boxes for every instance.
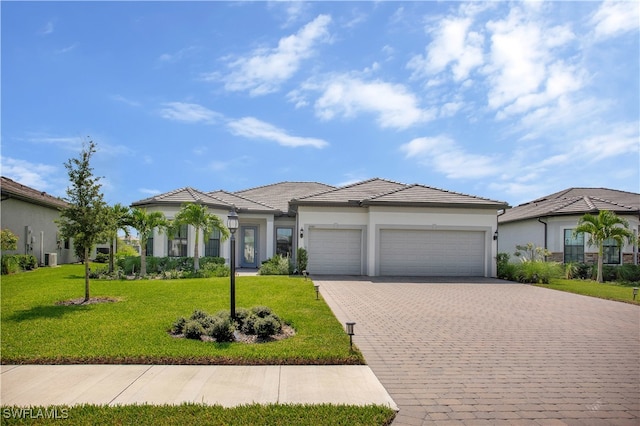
[131,178,508,277]
[497,188,640,265]
[0,176,76,265]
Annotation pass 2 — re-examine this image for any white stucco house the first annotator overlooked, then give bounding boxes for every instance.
[131,178,508,277]
[498,188,640,265]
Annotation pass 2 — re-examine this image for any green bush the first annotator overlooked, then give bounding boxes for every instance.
[94,252,109,263]
[251,305,274,318]
[171,316,186,334]
[616,264,640,283]
[206,313,235,342]
[183,320,205,340]
[515,261,563,284]
[117,256,227,277]
[496,253,517,280]
[1,255,20,275]
[297,247,308,273]
[254,315,282,339]
[258,255,292,275]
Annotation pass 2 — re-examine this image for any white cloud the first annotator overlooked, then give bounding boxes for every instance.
[110,94,141,107]
[0,157,60,193]
[400,136,500,179]
[214,14,332,96]
[138,188,161,196]
[227,117,328,148]
[408,16,484,82]
[39,21,54,36]
[159,102,222,124]
[590,0,640,40]
[305,74,434,129]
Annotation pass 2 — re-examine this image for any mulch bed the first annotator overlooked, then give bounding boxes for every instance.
[55,297,121,306]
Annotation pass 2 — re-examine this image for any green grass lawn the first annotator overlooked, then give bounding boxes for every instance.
[1,264,364,365]
[539,278,640,305]
[0,404,396,426]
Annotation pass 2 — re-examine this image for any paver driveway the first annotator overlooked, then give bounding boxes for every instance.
[315,277,640,426]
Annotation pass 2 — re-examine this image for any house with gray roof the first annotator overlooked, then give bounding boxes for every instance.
[1,176,77,265]
[498,188,640,265]
[131,178,508,277]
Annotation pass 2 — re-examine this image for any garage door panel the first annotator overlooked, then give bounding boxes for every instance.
[380,229,485,276]
[308,229,362,275]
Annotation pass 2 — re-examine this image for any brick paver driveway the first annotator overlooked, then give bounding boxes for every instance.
[315,277,639,426]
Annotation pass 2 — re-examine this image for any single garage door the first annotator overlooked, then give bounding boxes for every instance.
[379,229,485,276]
[307,228,362,275]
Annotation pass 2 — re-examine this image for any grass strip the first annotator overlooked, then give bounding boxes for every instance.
[539,278,640,304]
[0,404,396,426]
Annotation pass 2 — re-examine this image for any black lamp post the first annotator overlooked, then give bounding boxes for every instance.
[227,209,239,320]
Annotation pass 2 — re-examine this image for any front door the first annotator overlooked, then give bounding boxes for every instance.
[240,226,258,268]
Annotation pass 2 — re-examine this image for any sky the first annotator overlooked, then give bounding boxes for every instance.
[2,1,639,209]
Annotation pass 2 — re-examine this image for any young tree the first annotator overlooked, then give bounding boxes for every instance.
[173,202,229,271]
[105,203,131,273]
[129,207,168,277]
[57,140,109,303]
[574,210,634,283]
[1,229,18,251]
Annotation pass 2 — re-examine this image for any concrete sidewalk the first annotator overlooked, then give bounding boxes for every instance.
[1,364,397,409]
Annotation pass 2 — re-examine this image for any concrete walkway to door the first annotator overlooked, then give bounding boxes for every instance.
[315,276,640,426]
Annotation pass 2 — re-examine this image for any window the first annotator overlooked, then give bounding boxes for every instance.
[168,224,188,257]
[276,227,293,257]
[146,235,154,256]
[603,238,621,264]
[205,229,221,257]
[564,229,584,263]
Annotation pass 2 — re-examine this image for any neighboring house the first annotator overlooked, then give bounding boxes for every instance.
[498,188,640,265]
[0,176,77,265]
[132,178,508,277]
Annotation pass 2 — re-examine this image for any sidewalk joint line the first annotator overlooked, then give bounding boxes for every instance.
[108,365,154,406]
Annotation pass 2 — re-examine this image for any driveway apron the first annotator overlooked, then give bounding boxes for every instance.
[315,277,640,426]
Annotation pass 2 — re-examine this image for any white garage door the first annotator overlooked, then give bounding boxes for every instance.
[379,229,485,276]
[307,228,362,275]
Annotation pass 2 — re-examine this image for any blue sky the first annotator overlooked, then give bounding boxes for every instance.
[2,1,639,208]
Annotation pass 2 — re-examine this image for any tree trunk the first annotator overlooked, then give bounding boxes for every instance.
[597,244,604,283]
[84,246,90,303]
[109,237,115,273]
[194,229,200,271]
[140,243,147,277]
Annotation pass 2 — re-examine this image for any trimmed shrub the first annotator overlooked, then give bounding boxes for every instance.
[1,255,20,275]
[94,252,109,263]
[296,247,308,273]
[183,320,205,340]
[497,253,517,280]
[251,305,274,318]
[206,315,235,342]
[258,255,292,275]
[15,255,38,271]
[515,261,563,284]
[171,317,187,334]
[254,315,282,339]
[190,309,209,322]
[617,264,640,283]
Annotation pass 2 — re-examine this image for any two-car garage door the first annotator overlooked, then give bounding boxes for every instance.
[379,229,485,276]
[306,227,486,276]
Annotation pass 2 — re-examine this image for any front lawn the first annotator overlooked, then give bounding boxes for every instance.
[1,265,364,365]
[540,278,640,304]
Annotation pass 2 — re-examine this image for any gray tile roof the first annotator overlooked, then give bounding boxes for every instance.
[208,190,277,213]
[365,184,508,208]
[235,182,335,213]
[292,178,406,205]
[292,178,507,208]
[1,176,69,210]
[499,187,640,223]
[131,187,231,209]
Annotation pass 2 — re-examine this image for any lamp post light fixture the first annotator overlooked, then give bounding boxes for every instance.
[633,287,638,301]
[227,209,239,320]
[314,284,319,300]
[346,322,355,349]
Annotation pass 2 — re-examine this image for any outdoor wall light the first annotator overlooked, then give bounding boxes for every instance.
[633,287,638,301]
[346,322,356,349]
[300,228,304,239]
[227,209,239,320]
[314,284,319,299]
[493,230,499,240]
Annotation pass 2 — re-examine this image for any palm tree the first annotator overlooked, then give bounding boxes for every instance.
[173,202,230,271]
[105,203,131,273]
[129,207,168,277]
[574,210,634,283]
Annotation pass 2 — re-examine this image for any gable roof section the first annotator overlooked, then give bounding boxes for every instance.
[131,187,231,210]
[291,178,406,206]
[1,176,69,210]
[365,184,508,208]
[208,190,277,213]
[499,187,640,223]
[235,181,335,213]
